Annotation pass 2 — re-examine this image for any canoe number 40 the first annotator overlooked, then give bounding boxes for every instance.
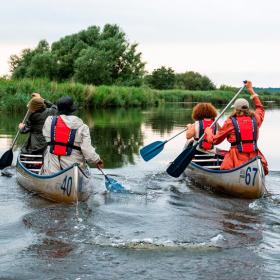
[245,167,258,186]
[60,176,72,196]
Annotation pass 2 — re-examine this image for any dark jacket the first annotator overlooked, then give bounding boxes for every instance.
[20,100,57,154]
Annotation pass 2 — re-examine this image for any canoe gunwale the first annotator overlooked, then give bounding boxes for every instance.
[185,155,266,198]
[17,156,89,179]
[190,156,262,174]
[16,154,92,203]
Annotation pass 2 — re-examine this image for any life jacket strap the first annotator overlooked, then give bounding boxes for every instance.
[231,140,257,146]
[47,141,81,151]
[50,116,58,154]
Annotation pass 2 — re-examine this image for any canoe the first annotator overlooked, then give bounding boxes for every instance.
[16,153,92,203]
[184,151,266,199]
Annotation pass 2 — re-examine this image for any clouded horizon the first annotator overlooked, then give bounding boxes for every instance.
[1,0,279,87]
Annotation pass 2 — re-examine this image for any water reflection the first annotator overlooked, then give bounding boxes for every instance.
[82,108,144,168]
[143,103,193,134]
[1,103,280,169]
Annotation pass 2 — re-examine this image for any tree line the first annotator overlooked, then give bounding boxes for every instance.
[9,24,215,90]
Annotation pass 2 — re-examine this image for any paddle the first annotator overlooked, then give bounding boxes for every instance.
[166,82,247,178]
[0,110,30,170]
[140,129,187,161]
[98,167,127,193]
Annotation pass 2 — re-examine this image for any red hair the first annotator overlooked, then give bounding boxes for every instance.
[192,103,218,121]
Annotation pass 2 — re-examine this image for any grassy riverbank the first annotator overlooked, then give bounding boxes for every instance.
[0,78,279,112]
[158,89,280,105]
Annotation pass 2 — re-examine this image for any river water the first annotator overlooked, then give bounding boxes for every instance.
[0,102,280,280]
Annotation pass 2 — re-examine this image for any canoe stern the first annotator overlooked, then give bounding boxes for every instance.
[185,157,266,199]
[16,159,92,203]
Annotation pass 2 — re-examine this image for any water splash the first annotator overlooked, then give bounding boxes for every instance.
[87,234,227,251]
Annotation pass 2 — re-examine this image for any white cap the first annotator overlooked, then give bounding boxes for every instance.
[231,98,249,110]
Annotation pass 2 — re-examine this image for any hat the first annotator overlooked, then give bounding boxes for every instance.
[57,96,77,115]
[28,97,46,112]
[232,98,249,110]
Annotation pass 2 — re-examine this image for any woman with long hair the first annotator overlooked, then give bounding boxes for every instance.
[205,81,268,175]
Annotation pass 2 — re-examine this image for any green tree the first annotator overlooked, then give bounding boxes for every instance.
[74,47,113,85]
[51,33,90,80]
[10,24,145,86]
[219,84,237,91]
[10,40,53,79]
[74,25,145,86]
[175,71,215,90]
[147,66,176,89]
[26,52,57,79]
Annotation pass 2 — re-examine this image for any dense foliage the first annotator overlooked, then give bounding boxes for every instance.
[9,25,145,86]
[0,78,157,112]
[145,67,216,91]
[0,78,279,112]
[145,66,176,89]
[9,23,219,90]
[175,71,216,90]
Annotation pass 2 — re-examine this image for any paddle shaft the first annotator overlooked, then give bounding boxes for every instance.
[166,128,187,143]
[11,110,30,149]
[163,84,245,147]
[161,83,245,155]
[97,167,110,182]
[195,85,246,146]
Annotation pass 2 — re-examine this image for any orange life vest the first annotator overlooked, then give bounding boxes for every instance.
[196,119,217,150]
[49,116,81,156]
[230,115,258,153]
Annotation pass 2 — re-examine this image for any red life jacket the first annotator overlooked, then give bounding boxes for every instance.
[230,116,258,153]
[49,116,81,156]
[196,119,217,150]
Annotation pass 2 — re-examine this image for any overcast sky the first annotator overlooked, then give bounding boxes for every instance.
[1,0,279,86]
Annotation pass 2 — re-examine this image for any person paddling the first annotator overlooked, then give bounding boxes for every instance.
[186,103,219,153]
[41,96,103,174]
[205,81,268,174]
[18,93,57,154]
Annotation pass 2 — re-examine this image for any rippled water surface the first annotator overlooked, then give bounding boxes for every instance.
[0,103,280,280]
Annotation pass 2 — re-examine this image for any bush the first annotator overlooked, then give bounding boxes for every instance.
[175,71,216,90]
[146,66,176,89]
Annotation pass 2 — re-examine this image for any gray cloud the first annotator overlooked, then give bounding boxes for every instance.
[1,0,280,85]
[1,0,280,44]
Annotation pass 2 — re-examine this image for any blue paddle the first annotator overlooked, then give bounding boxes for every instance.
[98,168,127,193]
[140,129,187,161]
[166,82,247,178]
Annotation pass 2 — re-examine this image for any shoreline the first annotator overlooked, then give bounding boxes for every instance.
[0,78,279,112]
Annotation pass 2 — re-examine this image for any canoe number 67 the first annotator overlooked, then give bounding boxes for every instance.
[60,176,72,196]
[245,167,258,186]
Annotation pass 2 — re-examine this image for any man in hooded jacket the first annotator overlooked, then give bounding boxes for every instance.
[19,93,57,154]
[42,96,103,174]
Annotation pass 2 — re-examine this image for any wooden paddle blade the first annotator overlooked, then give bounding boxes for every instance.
[140,141,166,161]
[105,176,127,193]
[166,143,198,178]
[0,149,13,170]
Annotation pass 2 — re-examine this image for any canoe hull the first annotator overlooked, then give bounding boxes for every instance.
[16,158,92,203]
[184,156,266,199]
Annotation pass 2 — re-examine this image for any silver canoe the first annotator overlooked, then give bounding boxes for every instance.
[16,154,92,203]
[184,153,266,199]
